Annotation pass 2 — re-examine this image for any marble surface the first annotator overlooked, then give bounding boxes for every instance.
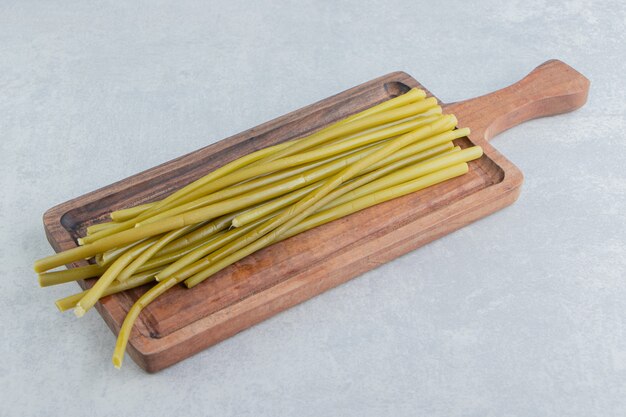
[1,1,625,416]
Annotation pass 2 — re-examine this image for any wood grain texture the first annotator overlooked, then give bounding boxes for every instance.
[43,59,589,372]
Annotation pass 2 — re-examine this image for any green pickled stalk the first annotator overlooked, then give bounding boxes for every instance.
[94,236,165,266]
[106,91,428,230]
[115,225,196,282]
[231,139,460,228]
[136,111,441,225]
[111,88,426,226]
[95,241,146,266]
[179,115,457,288]
[336,88,426,126]
[183,144,474,289]
[38,264,107,287]
[230,181,325,228]
[256,96,436,164]
[37,232,216,287]
[133,142,385,227]
[306,107,441,153]
[135,145,382,227]
[153,212,241,257]
[172,143,460,283]
[74,237,160,317]
[34,217,190,273]
[86,222,117,235]
[155,216,272,281]
[140,153,337,225]
[325,146,483,210]
[175,142,472,285]
[231,126,472,228]
[138,239,206,270]
[112,277,179,368]
[283,163,471,240]
[138,142,386,250]
[127,118,440,231]
[114,138,304,222]
[84,139,302,244]
[133,119,454,286]
[54,268,161,312]
[109,202,154,222]
[83,111,440,244]
[134,114,443,228]
[174,116,455,229]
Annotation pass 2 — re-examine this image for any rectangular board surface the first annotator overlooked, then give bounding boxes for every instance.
[43,60,590,371]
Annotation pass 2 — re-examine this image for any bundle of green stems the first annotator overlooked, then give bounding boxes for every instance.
[34,88,483,368]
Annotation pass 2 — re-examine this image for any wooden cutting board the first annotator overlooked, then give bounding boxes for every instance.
[43,59,589,372]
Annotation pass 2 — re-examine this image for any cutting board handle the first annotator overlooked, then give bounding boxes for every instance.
[447,59,590,142]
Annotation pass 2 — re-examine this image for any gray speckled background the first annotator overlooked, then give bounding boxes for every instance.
[1,1,625,416]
